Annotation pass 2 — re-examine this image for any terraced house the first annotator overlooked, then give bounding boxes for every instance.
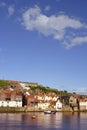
[0,90,22,107]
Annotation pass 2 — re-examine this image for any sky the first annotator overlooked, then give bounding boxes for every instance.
[0,0,87,94]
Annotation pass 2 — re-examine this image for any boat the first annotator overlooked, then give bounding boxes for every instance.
[44,110,51,114]
[51,111,56,114]
[44,110,56,114]
[31,115,36,119]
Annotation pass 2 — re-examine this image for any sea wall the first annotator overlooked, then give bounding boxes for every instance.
[0,106,87,113]
[0,107,25,113]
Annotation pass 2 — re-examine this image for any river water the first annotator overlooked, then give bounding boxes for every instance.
[0,112,87,130]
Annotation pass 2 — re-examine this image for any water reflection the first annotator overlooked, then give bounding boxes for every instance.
[60,112,80,130]
[0,112,87,130]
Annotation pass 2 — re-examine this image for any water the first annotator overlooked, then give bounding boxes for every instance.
[0,112,87,130]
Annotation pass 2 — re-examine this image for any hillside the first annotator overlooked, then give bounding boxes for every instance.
[0,80,69,96]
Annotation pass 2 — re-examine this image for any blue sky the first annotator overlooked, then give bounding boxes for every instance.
[0,0,87,94]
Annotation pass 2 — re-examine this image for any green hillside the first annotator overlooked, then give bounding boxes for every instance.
[0,80,10,89]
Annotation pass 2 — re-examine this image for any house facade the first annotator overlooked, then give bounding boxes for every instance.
[0,90,22,107]
[55,99,62,110]
[38,101,50,110]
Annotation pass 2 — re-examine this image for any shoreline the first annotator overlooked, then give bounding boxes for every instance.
[0,107,87,113]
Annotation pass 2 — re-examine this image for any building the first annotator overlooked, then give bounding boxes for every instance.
[0,90,22,107]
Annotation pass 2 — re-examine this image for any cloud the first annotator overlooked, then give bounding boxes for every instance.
[73,87,87,95]
[0,3,15,17]
[8,6,15,16]
[21,5,87,48]
[45,5,51,11]
[0,2,6,7]
[65,36,87,49]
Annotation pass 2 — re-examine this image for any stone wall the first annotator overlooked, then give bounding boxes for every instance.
[0,107,25,113]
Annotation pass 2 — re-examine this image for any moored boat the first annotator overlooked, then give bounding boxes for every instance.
[51,111,56,114]
[44,110,51,114]
[44,110,56,114]
[31,115,36,119]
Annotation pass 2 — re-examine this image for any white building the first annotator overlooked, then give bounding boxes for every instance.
[0,101,22,107]
[80,100,87,110]
[38,102,50,110]
[52,96,59,101]
[20,83,30,90]
[44,95,52,102]
[55,99,62,110]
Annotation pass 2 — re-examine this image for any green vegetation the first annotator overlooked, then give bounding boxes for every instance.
[29,85,69,96]
[0,80,10,89]
[0,79,69,96]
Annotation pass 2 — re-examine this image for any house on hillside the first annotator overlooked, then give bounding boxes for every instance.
[7,80,23,91]
[79,95,87,110]
[28,82,38,87]
[69,94,79,107]
[79,99,87,110]
[44,94,52,102]
[26,94,38,110]
[37,92,44,101]
[38,101,50,110]
[60,95,70,105]
[52,95,59,101]
[55,99,62,110]
[0,90,22,107]
[19,82,30,90]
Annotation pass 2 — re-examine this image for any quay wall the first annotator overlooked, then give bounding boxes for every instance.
[0,106,87,112]
[0,107,25,113]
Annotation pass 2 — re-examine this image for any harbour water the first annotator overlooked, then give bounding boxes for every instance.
[0,112,87,130]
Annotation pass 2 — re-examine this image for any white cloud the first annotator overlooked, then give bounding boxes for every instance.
[0,3,15,17]
[66,36,87,49]
[73,87,87,95]
[21,5,87,48]
[63,36,87,49]
[0,2,6,7]
[45,5,51,11]
[73,36,87,43]
[8,6,15,16]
